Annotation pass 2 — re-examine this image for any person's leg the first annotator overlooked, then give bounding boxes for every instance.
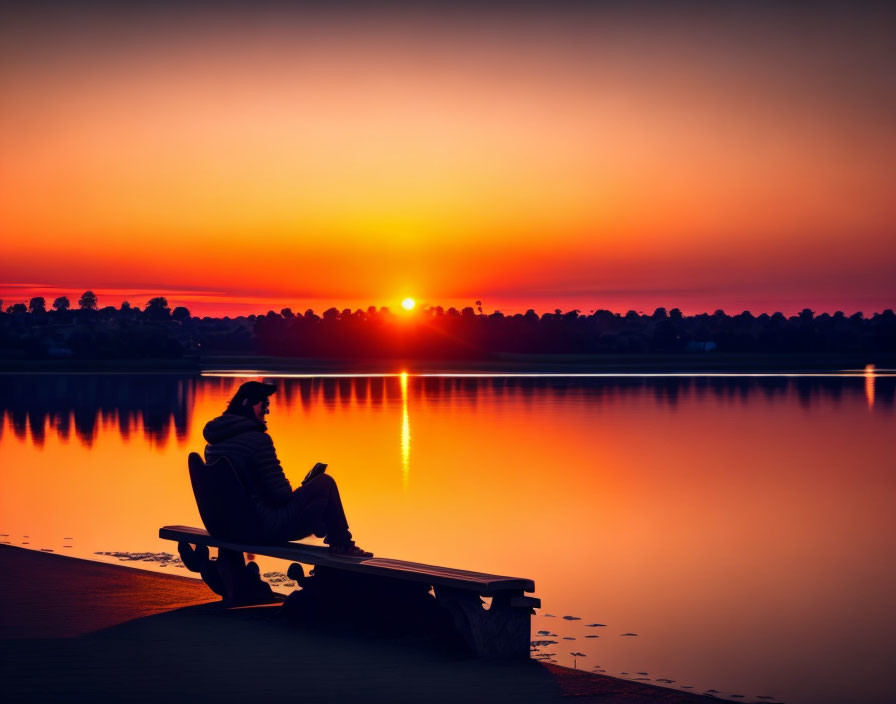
[318,475,352,546]
[281,474,352,546]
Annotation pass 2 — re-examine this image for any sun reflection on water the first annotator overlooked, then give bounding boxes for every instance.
[865,364,876,409]
[400,371,411,487]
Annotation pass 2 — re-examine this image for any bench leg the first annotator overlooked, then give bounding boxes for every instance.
[434,587,535,659]
[178,542,278,606]
[178,542,226,597]
[278,563,538,658]
[281,565,451,635]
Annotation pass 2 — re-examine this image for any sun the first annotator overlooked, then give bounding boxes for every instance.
[401,297,416,311]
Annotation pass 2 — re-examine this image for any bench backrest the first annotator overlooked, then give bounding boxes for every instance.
[187,452,257,542]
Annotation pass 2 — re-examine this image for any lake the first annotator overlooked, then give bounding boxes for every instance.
[1,370,894,703]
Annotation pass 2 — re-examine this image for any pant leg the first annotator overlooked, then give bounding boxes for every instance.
[277,473,352,545]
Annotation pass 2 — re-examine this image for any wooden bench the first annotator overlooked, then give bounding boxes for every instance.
[159,524,540,658]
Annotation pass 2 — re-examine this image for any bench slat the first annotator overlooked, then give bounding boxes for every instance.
[159,526,535,596]
[159,525,534,595]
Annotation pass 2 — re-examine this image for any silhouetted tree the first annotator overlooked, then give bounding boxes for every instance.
[172,306,191,322]
[28,297,46,313]
[52,296,70,312]
[78,290,98,310]
[145,297,171,321]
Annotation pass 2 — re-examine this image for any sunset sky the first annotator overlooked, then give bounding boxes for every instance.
[1,1,894,316]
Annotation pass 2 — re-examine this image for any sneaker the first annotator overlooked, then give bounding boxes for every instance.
[329,542,373,558]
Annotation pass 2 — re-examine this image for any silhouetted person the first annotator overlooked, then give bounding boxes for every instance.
[203,381,371,557]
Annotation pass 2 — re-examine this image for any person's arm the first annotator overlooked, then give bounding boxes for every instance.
[252,433,294,505]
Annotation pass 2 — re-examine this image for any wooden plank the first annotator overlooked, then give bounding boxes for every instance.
[159,525,535,595]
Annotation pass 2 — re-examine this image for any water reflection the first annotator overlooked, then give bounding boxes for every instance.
[0,374,195,447]
[865,364,876,408]
[0,373,893,448]
[400,371,411,487]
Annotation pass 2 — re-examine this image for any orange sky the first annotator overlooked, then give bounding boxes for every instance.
[1,2,894,316]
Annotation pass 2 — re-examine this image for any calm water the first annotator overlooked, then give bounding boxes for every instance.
[1,371,894,703]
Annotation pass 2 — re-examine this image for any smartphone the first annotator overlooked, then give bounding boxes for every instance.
[302,462,328,485]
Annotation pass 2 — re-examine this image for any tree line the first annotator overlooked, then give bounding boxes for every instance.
[1,291,894,361]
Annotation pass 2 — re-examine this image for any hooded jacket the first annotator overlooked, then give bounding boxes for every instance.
[202,412,293,508]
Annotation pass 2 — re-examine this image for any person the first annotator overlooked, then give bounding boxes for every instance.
[202,380,372,557]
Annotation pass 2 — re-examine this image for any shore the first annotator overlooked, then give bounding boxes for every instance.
[0,352,889,374]
[1,545,726,703]
[201,352,890,374]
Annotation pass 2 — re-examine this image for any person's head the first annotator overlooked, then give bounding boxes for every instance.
[225,381,276,424]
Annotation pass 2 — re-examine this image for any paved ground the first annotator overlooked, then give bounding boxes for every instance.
[0,545,722,703]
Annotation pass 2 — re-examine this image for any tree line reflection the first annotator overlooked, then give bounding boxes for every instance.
[0,374,195,447]
[1,374,892,447]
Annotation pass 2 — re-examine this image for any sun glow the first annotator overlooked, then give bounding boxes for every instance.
[401,297,416,311]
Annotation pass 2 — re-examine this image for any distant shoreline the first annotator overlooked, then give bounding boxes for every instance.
[0,352,891,374]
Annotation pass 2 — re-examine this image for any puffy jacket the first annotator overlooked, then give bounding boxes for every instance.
[202,412,293,507]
